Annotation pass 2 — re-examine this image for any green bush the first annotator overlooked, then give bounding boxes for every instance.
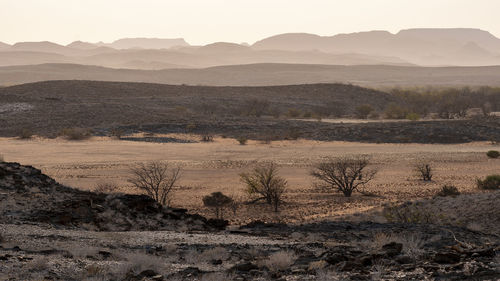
[436,185,460,197]
[405,112,421,121]
[355,104,374,119]
[236,137,248,145]
[477,175,500,190]
[486,150,500,159]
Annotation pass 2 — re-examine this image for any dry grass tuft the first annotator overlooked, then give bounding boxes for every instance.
[263,250,297,271]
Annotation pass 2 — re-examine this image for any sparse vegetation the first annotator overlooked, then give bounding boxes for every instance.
[383,202,437,224]
[355,104,374,119]
[263,251,297,271]
[477,175,500,190]
[18,128,33,139]
[128,161,181,206]
[436,185,460,197]
[201,133,214,142]
[94,181,120,194]
[415,162,433,181]
[311,156,376,197]
[486,150,500,159]
[110,128,124,139]
[236,136,248,145]
[202,192,233,219]
[59,127,93,140]
[240,162,287,212]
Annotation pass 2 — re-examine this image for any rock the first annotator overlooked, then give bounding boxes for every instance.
[207,218,229,230]
[230,262,259,272]
[381,242,403,257]
[325,252,349,265]
[139,270,158,277]
[434,252,461,264]
[396,255,415,264]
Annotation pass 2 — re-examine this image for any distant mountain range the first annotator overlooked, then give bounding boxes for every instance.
[1,28,500,69]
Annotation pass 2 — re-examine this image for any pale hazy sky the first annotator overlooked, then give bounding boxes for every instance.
[1,0,499,45]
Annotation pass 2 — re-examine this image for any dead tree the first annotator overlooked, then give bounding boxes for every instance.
[128,161,181,206]
[311,156,376,197]
[240,162,287,212]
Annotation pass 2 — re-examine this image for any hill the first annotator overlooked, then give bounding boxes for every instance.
[0,80,499,144]
[2,63,500,87]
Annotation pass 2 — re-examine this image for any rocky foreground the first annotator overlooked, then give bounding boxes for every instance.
[0,162,499,280]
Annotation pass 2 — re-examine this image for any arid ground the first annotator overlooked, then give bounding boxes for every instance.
[2,134,498,226]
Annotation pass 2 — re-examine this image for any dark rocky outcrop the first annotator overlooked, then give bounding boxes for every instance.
[0,162,219,231]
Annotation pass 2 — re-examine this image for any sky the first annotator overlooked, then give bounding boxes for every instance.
[1,0,499,45]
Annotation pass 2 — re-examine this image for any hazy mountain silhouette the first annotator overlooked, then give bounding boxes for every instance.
[253,28,500,66]
[2,29,500,68]
[0,42,10,50]
[2,63,500,87]
[67,41,103,50]
[103,38,189,49]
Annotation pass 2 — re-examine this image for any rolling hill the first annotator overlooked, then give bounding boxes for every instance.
[2,63,500,87]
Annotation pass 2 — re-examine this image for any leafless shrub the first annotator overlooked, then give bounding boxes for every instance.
[94,181,120,194]
[59,127,93,140]
[415,162,433,181]
[240,162,287,212]
[128,161,181,206]
[382,202,439,224]
[125,252,167,274]
[200,133,214,142]
[201,272,234,281]
[110,128,124,139]
[311,155,376,197]
[201,247,230,261]
[263,250,297,271]
[202,192,233,219]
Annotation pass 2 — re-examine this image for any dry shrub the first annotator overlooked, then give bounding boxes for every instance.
[18,128,34,139]
[236,136,248,145]
[264,250,297,271]
[311,155,376,197]
[240,162,287,212]
[128,161,181,206]
[382,202,439,224]
[125,252,167,274]
[94,181,120,194]
[0,154,4,162]
[201,247,230,261]
[477,175,500,190]
[59,127,93,140]
[436,185,460,197]
[200,133,214,142]
[415,162,433,181]
[110,128,124,139]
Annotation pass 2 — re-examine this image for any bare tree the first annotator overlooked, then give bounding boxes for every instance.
[128,161,181,206]
[415,162,433,181]
[240,162,287,212]
[311,156,376,197]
